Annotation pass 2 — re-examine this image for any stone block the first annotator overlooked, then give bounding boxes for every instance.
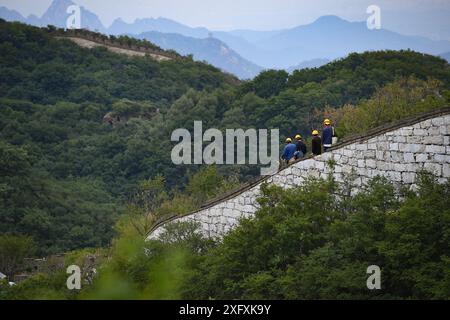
[358,159,365,167]
[423,136,444,145]
[389,143,399,151]
[320,152,333,161]
[444,115,450,124]
[403,152,415,163]
[220,215,228,225]
[406,136,423,144]
[286,175,294,186]
[400,128,413,136]
[425,145,446,154]
[355,144,368,151]
[427,127,440,136]
[434,154,450,163]
[232,209,241,217]
[419,119,432,128]
[315,161,325,170]
[364,150,375,159]
[399,143,424,153]
[334,173,344,183]
[375,151,385,160]
[413,128,427,136]
[393,136,407,143]
[293,176,303,185]
[443,164,450,178]
[356,167,368,176]
[348,158,358,166]
[366,159,377,169]
[354,150,365,159]
[432,118,444,126]
[402,172,416,184]
[364,169,374,177]
[377,142,389,151]
[439,125,449,135]
[233,203,244,212]
[390,151,402,162]
[343,149,353,157]
[415,153,429,162]
[393,163,406,172]
[376,161,388,171]
[387,170,402,182]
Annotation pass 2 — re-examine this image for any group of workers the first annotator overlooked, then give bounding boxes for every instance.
[281,119,336,164]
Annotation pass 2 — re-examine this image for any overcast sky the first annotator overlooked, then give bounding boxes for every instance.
[1,0,450,40]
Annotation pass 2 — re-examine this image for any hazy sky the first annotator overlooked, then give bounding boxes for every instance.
[1,0,450,40]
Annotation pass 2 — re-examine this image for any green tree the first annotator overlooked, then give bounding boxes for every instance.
[182,175,450,300]
[337,77,448,137]
[250,69,289,98]
[0,235,36,279]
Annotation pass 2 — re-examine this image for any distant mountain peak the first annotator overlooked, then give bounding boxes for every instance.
[38,0,106,32]
[313,15,348,24]
[0,6,26,22]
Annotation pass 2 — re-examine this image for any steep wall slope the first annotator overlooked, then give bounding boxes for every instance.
[148,108,450,239]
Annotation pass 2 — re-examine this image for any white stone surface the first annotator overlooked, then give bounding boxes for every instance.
[148,114,450,240]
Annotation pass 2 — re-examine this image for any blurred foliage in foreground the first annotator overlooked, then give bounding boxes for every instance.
[2,172,449,300]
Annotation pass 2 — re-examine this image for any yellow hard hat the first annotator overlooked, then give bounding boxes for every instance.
[312,130,319,136]
[324,119,331,125]
[295,134,302,140]
[286,138,292,143]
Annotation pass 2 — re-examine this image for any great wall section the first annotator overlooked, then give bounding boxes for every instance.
[147,108,450,240]
[57,36,173,61]
[52,29,180,62]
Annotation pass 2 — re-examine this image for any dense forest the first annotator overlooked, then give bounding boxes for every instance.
[2,174,449,299]
[0,18,449,263]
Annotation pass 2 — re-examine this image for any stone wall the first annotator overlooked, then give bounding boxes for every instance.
[148,110,450,240]
[57,37,173,61]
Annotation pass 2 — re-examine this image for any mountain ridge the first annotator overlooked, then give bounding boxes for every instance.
[1,0,450,77]
[136,31,263,79]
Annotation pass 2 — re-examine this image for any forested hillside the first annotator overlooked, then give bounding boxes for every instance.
[1,19,449,255]
[0,20,238,254]
[236,51,449,137]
